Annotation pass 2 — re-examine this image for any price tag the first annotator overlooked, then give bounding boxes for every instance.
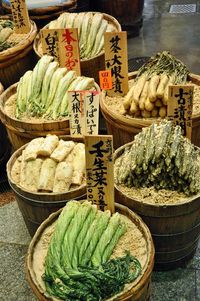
[167,85,193,139]
[41,28,81,75]
[99,70,112,90]
[68,91,85,137]
[104,31,129,97]
[85,135,115,213]
[10,0,30,34]
[68,90,100,136]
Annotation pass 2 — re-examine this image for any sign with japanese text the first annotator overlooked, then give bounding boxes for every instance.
[41,29,60,61]
[68,91,100,136]
[167,85,193,139]
[85,91,100,135]
[85,135,115,213]
[99,70,112,90]
[10,0,30,34]
[104,31,129,97]
[68,91,85,137]
[41,28,81,75]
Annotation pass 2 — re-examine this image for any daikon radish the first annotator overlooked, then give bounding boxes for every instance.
[50,140,75,162]
[53,162,74,193]
[71,143,85,185]
[139,80,149,110]
[37,135,59,157]
[132,74,147,104]
[156,74,169,98]
[123,84,135,110]
[141,110,151,118]
[144,98,154,111]
[134,110,141,117]
[151,107,159,117]
[155,99,163,107]
[163,76,174,105]
[149,74,160,102]
[159,106,167,118]
[23,137,45,161]
[38,158,57,191]
[130,99,139,114]
[20,158,43,192]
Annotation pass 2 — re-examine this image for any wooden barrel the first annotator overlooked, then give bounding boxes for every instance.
[100,72,200,149]
[0,82,11,168]
[6,137,87,236]
[26,202,154,301]
[0,82,99,150]
[114,142,200,270]
[2,0,77,16]
[33,12,121,83]
[0,19,37,88]
[90,0,144,35]
[2,1,78,28]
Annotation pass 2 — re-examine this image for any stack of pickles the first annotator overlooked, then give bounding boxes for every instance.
[115,120,200,195]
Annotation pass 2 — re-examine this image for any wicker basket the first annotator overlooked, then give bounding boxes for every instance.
[100,72,200,149]
[0,18,37,88]
[26,202,155,300]
[33,12,121,83]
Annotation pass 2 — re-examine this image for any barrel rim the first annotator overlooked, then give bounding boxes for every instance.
[114,141,200,212]
[33,12,122,62]
[26,202,155,301]
[7,137,87,198]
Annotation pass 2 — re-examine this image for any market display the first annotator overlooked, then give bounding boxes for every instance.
[47,12,116,59]
[12,55,95,120]
[123,51,189,118]
[43,200,141,300]
[115,120,200,196]
[11,135,86,193]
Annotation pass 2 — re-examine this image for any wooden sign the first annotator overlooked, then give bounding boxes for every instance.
[68,90,100,136]
[10,0,30,34]
[85,91,100,135]
[85,135,115,213]
[167,85,193,139]
[99,70,112,90]
[68,91,85,137]
[41,29,60,61]
[41,28,81,76]
[104,31,129,97]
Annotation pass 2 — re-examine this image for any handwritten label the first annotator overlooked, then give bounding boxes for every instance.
[68,91,85,136]
[99,70,112,90]
[104,31,129,97]
[168,85,193,139]
[85,91,100,135]
[68,91,100,136]
[85,135,115,213]
[41,28,81,75]
[10,0,30,34]
[41,29,59,60]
